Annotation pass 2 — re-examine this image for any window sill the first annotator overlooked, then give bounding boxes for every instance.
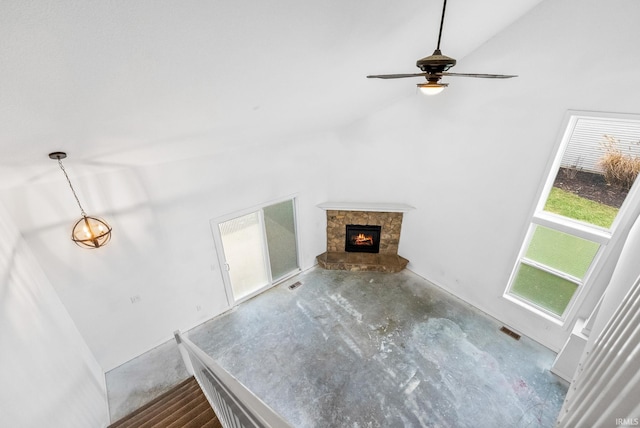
[503,293,566,327]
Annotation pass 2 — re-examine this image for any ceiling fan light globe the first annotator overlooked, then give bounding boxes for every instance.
[418,82,446,96]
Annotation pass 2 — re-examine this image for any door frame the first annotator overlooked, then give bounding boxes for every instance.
[210,194,301,307]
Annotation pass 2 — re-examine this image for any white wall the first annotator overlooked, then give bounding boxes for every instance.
[0,132,334,370]
[330,0,640,351]
[0,202,108,427]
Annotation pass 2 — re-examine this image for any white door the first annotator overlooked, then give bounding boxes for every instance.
[214,198,299,304]
[217,211,270,301]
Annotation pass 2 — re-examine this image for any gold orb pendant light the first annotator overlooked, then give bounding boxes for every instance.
[49,152,112,249]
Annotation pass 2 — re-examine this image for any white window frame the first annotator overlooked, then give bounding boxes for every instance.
[504,111,640,326]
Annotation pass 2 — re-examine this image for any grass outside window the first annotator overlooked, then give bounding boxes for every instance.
[543,187,618,228]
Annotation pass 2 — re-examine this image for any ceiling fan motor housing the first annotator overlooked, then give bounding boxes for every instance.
[416,49,457,73]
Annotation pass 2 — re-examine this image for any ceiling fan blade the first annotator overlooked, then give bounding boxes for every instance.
[367,73,429,79]
[441,72,518,79]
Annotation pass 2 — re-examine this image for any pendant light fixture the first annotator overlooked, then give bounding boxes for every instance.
[49,152,112,249]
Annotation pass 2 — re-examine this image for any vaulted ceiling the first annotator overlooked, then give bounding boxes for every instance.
[0,0,542,189]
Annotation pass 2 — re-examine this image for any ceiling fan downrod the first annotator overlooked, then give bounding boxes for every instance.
[436,0,448,51]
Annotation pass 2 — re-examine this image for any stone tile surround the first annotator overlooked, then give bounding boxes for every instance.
[326,210,402,254]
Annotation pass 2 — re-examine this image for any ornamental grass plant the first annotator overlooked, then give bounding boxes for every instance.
[599,135,640,190]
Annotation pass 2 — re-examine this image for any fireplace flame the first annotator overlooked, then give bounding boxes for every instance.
[354,233,374,246]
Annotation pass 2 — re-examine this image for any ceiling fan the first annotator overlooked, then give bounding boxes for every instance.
[367,0,517,95]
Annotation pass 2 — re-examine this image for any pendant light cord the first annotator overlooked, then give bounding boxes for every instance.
[57,158,87,217]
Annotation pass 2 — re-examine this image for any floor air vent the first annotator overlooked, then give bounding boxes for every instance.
[500,326,521,340]
[288,281,302,290]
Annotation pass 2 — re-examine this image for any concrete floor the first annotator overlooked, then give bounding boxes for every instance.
[107,267,568,427]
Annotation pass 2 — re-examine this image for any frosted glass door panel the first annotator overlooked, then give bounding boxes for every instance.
[264,200,299,281]
[218,212,269,300]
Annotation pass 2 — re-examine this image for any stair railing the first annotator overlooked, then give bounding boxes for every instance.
[174,331,292,428]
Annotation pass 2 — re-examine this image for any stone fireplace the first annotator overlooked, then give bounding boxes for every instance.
[316,202,413,272]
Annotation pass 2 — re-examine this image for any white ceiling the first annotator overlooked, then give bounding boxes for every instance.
[0,0,543,189]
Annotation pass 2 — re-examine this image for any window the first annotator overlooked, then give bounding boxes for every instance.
[506,112,640,320]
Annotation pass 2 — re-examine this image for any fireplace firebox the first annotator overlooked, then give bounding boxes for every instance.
[345,224,381,253]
